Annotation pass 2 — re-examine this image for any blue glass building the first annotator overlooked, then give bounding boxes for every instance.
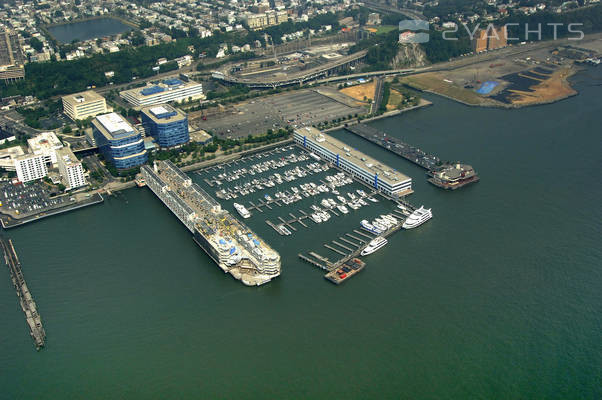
[140,104,189,149]
[92,113,147,170]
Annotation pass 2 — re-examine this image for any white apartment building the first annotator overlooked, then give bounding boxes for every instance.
[27,131,63,165]
[119,78,204,108]
[62,90,110,121]
[56,148,87,190]
[15,154,48,183]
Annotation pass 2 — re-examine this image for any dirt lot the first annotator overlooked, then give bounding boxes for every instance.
[386,89,404,110]
[504,67,577,106]
[339,81,376,104]
[401,72,494,106]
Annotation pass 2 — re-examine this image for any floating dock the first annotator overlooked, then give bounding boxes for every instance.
[1,236,45,350]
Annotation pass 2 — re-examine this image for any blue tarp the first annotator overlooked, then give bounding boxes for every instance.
[476,81,499,94]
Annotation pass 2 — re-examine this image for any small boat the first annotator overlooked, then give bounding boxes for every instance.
[337,205,349,214]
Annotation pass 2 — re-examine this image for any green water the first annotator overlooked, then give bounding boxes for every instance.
[1,68,600,399]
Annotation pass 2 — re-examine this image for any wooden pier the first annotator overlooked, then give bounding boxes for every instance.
[0,237,45,350]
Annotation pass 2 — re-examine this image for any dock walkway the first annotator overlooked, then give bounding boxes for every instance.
[0,237,45,350]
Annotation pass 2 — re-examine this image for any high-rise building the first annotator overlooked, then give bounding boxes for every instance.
[140,104,189,148]
[119,78,204,108]
[56,148,87,190]
[14,154,47,183]
[62,91,110,121]
[91,113,147,170]
[0,29,25,82]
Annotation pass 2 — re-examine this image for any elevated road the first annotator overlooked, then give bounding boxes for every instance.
[213,50,368,88]
[363,1,426,20]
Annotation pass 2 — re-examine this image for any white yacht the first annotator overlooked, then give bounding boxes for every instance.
[361,237,388,256]
[402,206,433,229]
[337,195,347,204]
[233,203,251,218]
[337,204,349,214]
[311,213,323,223]
[361,220,382,234]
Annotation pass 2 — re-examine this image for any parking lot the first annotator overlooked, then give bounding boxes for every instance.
[190,89,366,139]
[0,181,68,217]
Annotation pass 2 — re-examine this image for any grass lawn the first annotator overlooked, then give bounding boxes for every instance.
[376,25,398,35]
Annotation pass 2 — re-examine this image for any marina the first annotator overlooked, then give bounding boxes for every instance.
[0,236,45,350]
[345,124,479,190]
[193,135,433,286]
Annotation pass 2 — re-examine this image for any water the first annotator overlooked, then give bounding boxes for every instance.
[46,18,132,44]
[0,68,600,399]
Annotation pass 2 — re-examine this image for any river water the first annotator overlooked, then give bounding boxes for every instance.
[46,18,132,44]
[0,67,600,399]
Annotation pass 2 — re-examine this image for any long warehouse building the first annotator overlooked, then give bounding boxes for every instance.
[294,127,412,196]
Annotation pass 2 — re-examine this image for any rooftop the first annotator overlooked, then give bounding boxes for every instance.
[27,131,63,153]
[56,147,81,168]
[296,126,411,186]
[141,103,187,124]
[62,90,105,106]
[121,78,201,99]
[92,112,138,140]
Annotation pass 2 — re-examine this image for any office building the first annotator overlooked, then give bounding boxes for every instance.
[92,113,147,170]
[28,131,63,165]
[294,127,412,196]
[140,104,189,148]
[56,148,87,190]
[0,29,25,82]
[15,154,47,183]
[119,78,204,108]
[62,90,110,121]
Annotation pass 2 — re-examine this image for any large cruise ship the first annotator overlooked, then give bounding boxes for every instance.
[402,206,433,229]
[141,161,280,286]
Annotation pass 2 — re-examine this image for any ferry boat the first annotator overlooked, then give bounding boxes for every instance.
[361,237,388,256]
[402,206,432,229]
[233,203,251,219]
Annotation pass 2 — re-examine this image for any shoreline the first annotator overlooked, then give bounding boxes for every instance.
[0,193,104,229]
[404,66,583,110]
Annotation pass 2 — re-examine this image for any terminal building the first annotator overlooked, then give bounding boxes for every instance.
[119,78,204,108]
[91,113,147,170]
[56,148,87,190]
[294,127,412,197]
[62,90,110,121]
[140,104,189,148]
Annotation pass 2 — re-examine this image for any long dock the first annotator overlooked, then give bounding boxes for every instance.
[0,237,45,350]
[345,124,440,171]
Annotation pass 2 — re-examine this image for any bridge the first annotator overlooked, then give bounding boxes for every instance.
[212,50,368,88]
